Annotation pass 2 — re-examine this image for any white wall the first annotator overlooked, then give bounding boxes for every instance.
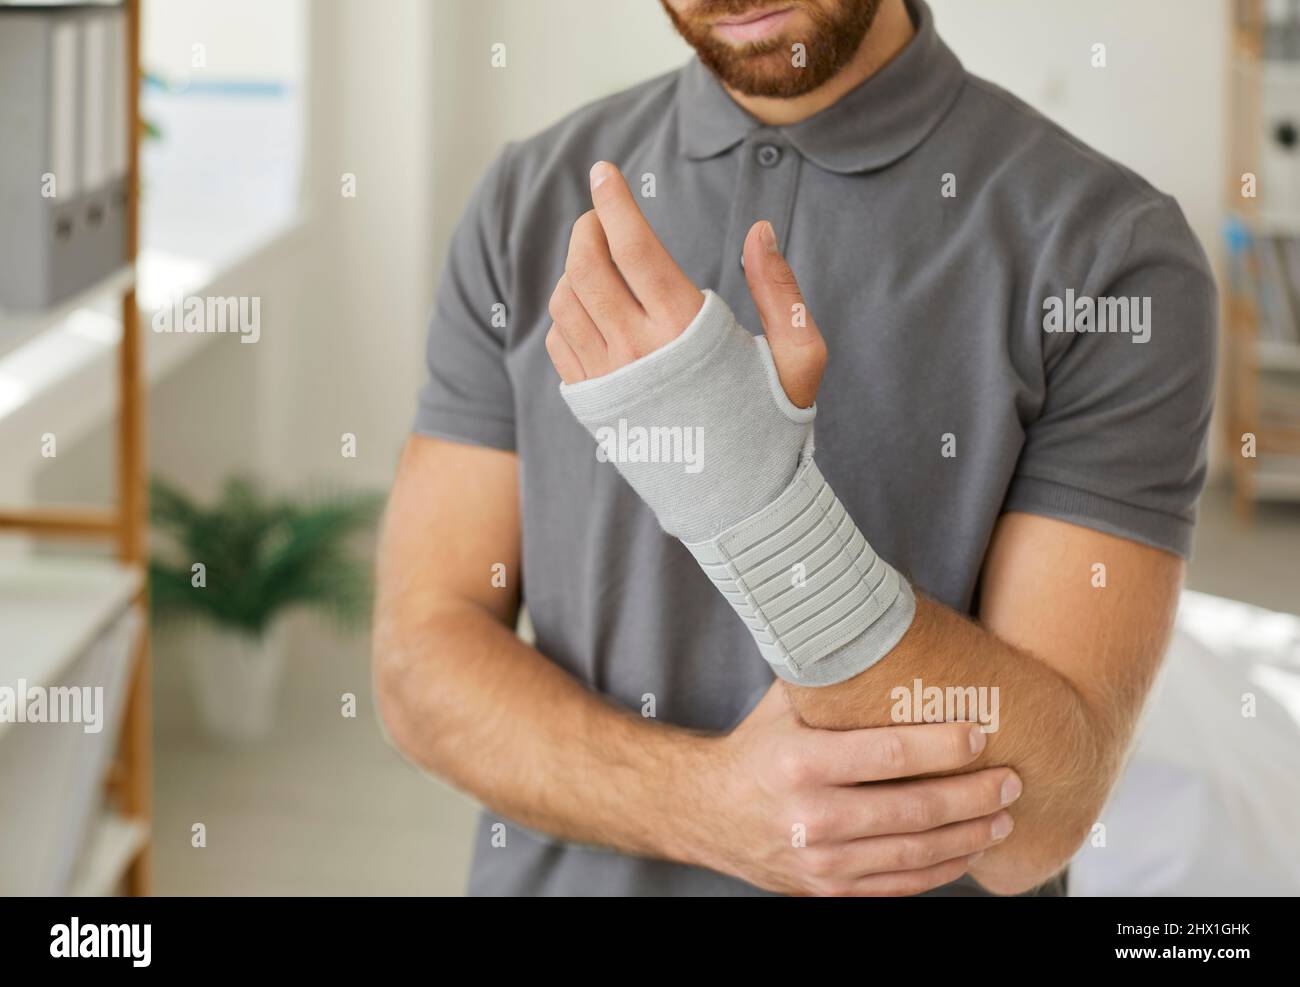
[142,0,305,83]
[929,0,1226,262]
[429,0,692,254]
[267,0,436,488]
[432,0,1225,260]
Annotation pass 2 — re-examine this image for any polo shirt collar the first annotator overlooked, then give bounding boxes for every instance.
[677,0,965,173]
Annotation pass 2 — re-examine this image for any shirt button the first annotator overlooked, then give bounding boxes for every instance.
[755,143,782,167]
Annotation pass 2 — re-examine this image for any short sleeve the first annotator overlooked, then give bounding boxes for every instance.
[1005,195,1218,558]
[412,145,517,451]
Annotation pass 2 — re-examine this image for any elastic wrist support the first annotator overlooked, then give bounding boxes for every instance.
[559,289,915,685]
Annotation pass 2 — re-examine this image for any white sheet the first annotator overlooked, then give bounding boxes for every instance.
[1069,591,1300,896]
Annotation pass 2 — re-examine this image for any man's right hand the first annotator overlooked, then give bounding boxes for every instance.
[692,683,1020,896]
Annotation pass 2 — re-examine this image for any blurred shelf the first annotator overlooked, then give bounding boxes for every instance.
[0,0,150,897]
[68,810,149,897]
[0,556,141,736]
[1258,339,1300,370]
[1254,455,1300,498]
[0,264,135,362]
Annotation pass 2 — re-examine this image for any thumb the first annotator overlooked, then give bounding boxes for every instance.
[742,221,827,409]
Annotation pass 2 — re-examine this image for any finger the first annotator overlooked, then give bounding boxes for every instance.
[565,209,650,354]
[802,767,1014,843]
[839,852,981,897]
[548,274,609,378]
[804,721,988,785]
[742,220,826,408]
[545,324,585,384]
[850,767,1023,838]
[840,811,1014,878]
[589,161,703,333]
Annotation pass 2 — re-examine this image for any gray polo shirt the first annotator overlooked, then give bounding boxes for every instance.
[413,0,1216,896]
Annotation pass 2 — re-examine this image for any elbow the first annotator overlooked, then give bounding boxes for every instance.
[372,658,410,753]
[969,822,1091,896]
[971,768,1114,895]
[973,676,1129,896]
[372,639,414,757]
[371,616,438,768]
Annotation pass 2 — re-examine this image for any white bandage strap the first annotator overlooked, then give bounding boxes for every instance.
[684,448,916,684]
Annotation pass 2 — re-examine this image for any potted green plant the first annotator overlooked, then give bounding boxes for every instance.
[149,476,383,744]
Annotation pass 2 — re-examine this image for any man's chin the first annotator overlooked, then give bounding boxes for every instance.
[709,56,830,98]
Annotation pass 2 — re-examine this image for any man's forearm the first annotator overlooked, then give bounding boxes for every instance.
[784,596,1120,895]
[373,600,720,865]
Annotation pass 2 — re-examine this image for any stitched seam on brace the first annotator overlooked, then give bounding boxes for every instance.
[709,463,825,671]
[716,542,789,666]
[710,463,863,674]
[729,465,897,674]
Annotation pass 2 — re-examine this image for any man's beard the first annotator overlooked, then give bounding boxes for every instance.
[662,0,883,98]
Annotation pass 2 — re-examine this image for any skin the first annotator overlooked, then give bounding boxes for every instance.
[375,425,1019,896]
[375,0,1182,895]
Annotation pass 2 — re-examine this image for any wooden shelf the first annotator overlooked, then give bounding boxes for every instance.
[0,0,150,895]
[1254,459,1300,497]
[1257,340,1300,370]
[0,507,119,539]
[0,556,141,715]
[1224,0,1300,517]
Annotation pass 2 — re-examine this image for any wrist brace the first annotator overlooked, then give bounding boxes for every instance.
[559,289,915,685]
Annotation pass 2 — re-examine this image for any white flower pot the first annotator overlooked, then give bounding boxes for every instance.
[182,621,287,744]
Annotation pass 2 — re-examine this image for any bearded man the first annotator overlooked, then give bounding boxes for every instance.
[374,0,1215,897]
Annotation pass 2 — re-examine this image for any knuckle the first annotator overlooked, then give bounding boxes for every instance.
[547,282,570,322]
[772,258,801,291]
[569,209,599,245]
[900,790,941,831]
[617,337,646,362]
[775,746,811,788]
[801,847,836,880]
[891,835,927,870]
[807,801,841,844]
[874,732,908,776]
[555,318,584,347]
[808,335,829,372]
[565,216,602,282]
[612,234,655,271]
[889,874,929,897]
[639,266,676,306]
[564,254,596,287]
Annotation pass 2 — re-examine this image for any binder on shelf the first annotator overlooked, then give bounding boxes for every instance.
[1256,235,1299,344]
[0,5,129,314]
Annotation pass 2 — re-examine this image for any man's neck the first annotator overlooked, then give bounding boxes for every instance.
[724,0,915,127]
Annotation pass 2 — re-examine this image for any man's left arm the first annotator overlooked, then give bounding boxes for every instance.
[782,195,1215,895]
[783,511,1183,895]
